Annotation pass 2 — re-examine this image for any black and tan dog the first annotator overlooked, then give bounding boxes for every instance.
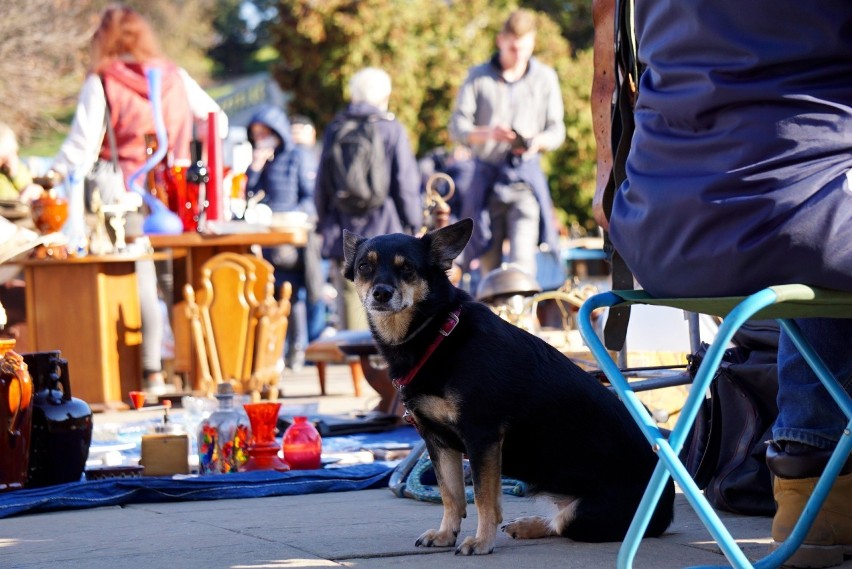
[342,219,674,555]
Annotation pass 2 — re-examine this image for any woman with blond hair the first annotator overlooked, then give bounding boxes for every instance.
[53,3,227,396]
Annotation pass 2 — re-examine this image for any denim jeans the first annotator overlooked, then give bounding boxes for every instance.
[773,317,852,450]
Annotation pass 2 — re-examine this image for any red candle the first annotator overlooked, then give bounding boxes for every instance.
[205,112,223,222]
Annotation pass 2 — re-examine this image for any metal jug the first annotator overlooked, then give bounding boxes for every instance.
[24,351,93,487]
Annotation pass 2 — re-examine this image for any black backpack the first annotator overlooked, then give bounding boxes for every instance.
[323,113,389,216]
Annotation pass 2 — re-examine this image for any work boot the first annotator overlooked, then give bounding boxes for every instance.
[767,441,852,568]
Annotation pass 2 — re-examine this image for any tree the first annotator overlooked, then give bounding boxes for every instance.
[209,0,258,77]
[2,0,216,148]
[522,0,595,53]
[0,0,91,143]
[272,0,597,228]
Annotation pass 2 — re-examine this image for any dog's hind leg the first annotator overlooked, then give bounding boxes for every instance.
[455,441,503,555]
[502,495,580,539]
[558,483,669,542]
[415,444,466,549]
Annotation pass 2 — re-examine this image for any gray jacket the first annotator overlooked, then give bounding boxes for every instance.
[449,54,565,165]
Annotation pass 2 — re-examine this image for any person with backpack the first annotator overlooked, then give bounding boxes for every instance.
[314,67,422,331]
[449,9,565,282]
[592,1,852,567]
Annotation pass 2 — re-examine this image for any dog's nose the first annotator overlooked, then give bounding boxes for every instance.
[372,284,394,304]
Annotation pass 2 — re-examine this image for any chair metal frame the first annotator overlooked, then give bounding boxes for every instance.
[578,284,852,569]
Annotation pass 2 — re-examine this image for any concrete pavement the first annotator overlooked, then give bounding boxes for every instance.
[6,484,852,569]
[1,364,850,569]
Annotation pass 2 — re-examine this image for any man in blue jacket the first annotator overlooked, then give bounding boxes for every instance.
[592,1,852,567]
[314,67,422,331]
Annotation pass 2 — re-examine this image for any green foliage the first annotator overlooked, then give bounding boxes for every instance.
[544,48,596,229]
[272,0,597,229]
[522,0,595,52]
[209,0,255,76]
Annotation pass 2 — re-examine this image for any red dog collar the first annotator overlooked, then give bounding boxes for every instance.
[392,307,461,389]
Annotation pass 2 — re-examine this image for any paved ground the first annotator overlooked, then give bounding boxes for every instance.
[2,364,850,569]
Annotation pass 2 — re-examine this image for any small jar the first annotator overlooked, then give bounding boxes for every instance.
[282,416,322,470]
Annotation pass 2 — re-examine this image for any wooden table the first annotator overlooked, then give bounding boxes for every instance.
[148,228,310,389]
[20,254,155,411]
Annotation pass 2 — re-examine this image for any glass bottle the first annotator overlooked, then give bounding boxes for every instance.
[166,159,188,227]
[185,139,209,232]
[197,383,250,474]
[282,416,322,470]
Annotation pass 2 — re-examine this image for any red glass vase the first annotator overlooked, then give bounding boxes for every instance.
[282,416,322,470]
[240,402,289,472]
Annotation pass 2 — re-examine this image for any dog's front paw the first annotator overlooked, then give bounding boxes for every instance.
[415,528,457,548]
[501,516,554,539]
[454,535,495,555]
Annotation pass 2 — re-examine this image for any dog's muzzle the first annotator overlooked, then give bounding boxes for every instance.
[370,284,395,306]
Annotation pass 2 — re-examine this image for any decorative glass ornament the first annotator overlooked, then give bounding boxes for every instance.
[240,402,289,472]
[197,383,250,474]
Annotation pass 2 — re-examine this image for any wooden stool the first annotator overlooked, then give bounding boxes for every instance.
[304,332,366,396]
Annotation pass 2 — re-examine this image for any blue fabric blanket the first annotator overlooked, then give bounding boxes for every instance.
[0,464,392,520]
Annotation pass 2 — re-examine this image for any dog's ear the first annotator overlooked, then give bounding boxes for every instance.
[427,218,473,271]
[342,229,366,281]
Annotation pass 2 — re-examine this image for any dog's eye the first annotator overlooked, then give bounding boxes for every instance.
[358,262,372,275]
[399,262,415,278]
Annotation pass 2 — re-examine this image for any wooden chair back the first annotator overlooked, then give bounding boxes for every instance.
[183,252,291,399]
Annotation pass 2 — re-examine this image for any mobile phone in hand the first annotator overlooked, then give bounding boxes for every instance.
[511,129,530,151]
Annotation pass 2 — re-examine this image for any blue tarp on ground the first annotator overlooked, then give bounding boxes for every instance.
[0,463,393,520]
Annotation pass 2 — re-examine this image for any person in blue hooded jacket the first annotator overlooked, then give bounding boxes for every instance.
[246,105,324,370]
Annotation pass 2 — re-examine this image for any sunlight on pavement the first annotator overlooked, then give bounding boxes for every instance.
[231,560,341,568]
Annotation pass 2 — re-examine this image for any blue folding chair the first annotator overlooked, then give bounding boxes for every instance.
[577,284,852,569]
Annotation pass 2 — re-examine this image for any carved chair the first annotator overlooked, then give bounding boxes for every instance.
[183,252,291,401]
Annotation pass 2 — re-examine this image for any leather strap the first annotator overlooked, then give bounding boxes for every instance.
[392,307,461,389]
[98,75,120,170]
[602,0,641,352]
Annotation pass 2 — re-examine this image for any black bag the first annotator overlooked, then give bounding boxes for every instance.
[323,114,389,216]
[681,321,780,516]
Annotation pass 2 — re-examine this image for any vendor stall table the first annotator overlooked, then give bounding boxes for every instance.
[20,254,161,411]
